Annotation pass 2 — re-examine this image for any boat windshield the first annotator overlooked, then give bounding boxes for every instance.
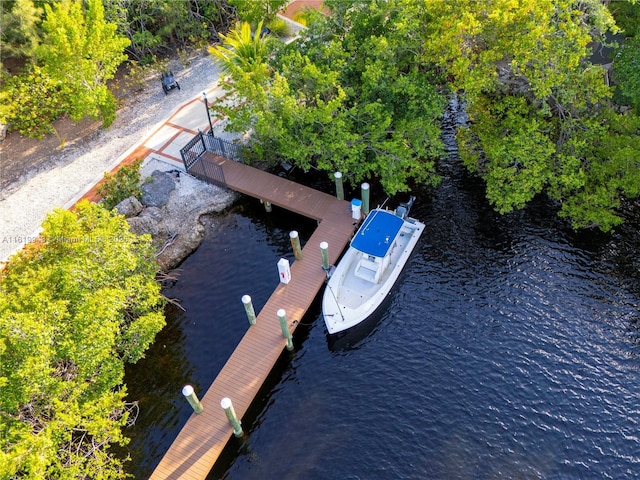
[351,210,404,257]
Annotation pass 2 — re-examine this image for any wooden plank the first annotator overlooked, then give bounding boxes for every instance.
[150,157,357,480]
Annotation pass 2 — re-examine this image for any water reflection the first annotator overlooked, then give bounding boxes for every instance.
[121,202,317,478]
[125,99,640,479]
[207,102,640,479]
[325,268,414,353]
[118,302,193,475]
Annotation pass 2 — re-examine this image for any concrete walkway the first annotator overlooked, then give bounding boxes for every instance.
[79,86,224,204]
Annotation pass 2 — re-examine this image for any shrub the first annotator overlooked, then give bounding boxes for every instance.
[0,66,71,138]
[97,158,143,210]
[613,36,640,113]
[292,11,308,26]
[267,17,291,37]
[0,201,165,479]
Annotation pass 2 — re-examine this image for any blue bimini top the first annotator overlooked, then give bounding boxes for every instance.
[351,209,404,258]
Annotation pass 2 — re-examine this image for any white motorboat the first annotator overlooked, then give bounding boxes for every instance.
[322,199,425,334]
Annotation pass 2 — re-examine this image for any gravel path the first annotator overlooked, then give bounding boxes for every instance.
[0,53,223,263]
[0,14,307,265]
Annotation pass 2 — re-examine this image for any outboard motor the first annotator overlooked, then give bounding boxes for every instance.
[395,196,416,219]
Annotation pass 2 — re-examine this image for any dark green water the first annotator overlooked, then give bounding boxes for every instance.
[123,104,640,480]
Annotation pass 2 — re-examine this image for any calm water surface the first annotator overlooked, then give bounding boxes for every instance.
[125,111,640,480]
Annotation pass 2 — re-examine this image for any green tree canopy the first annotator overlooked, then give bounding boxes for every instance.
[1,0,131,137]
[103,0,234,63]
[614,38,640,111]
[211,1,446,194]
[35,0,130,126]
[228,0,288,27]
[612,0,640,113]
[0,65,73,138]
[0,0,43,70]
[0,201,165,478]
[214,0,640,231]
[420,0,640,230]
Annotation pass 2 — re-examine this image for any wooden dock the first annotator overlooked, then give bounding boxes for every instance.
[149,153,358,479]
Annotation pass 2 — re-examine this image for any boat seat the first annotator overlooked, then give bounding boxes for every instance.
[355,256,381,283]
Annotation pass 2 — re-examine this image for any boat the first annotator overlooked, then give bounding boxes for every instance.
[322,198,425,334]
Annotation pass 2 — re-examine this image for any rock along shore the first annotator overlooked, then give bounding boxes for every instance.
[117,159,238,272]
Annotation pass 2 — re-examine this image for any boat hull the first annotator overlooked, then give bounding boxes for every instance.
[322,211,425,334]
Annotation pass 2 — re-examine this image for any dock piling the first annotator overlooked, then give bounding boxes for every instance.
[320,242,330,271]
[260,199,272,212]
[150,154,360,480]
[242,295,256,325]
[220,398,243,437]
[290,231,303,260]
[277,309,294,351]
[182,385,204,414]
[361,182,370,215]
[334,172,344,201]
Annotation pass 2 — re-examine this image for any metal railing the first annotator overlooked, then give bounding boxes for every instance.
[179,132,244,189]
[180,132,207,170]
[202,133,243,161]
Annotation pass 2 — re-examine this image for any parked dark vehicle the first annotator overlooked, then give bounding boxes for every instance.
[161,71,180,94]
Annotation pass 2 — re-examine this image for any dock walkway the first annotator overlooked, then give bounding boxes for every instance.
[150,153,357,479]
